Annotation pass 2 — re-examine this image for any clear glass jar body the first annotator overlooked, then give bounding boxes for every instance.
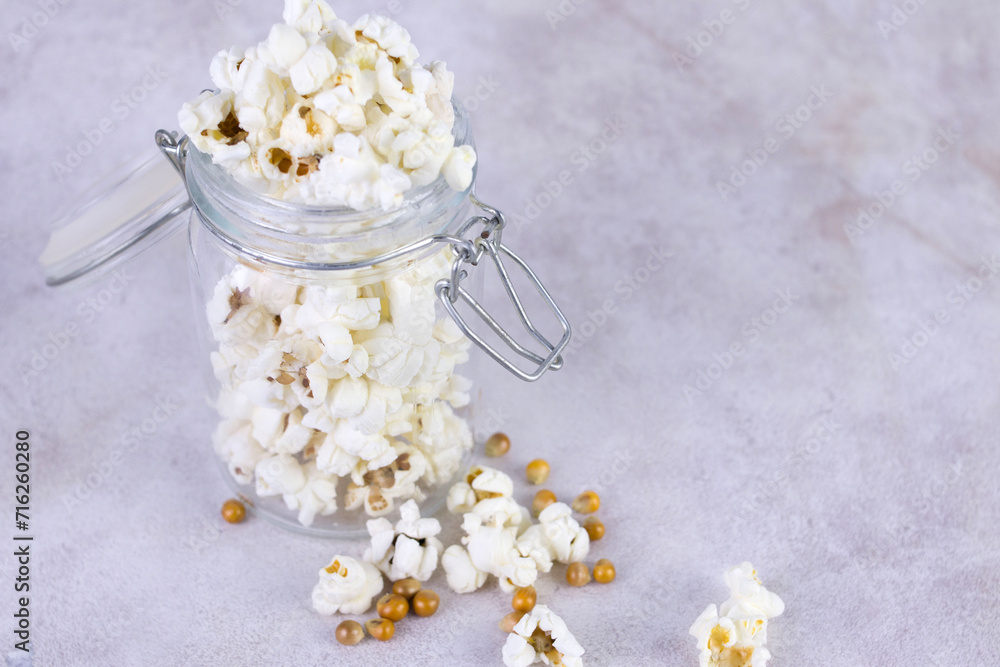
[184,110,481,538]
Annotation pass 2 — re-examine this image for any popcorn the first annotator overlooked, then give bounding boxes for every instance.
[311,555,383,615]
[212,419,267,484]
[179,0,476,212]
[502,605,585,667]
[408,401,473,486]
[689,563,784,667]
[206,237,475,527]
[442,505,547,594]
[364,499,443,581]
[343,446,427,516]
[283,0,337,34]
[288,461,338,526]
[441,545,487,594]
[447,465,516,515]
[517,502,589,565]
[255,454,306,498]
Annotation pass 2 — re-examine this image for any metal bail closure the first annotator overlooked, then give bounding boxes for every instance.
[435,195,571,382]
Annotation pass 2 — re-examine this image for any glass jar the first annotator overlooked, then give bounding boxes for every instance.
[40,101,571,538]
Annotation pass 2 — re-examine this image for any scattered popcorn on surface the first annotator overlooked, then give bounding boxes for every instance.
[441,466,547,594]
[179,0,476,211]
[364,499,444,582]
[689,562,784,667]
[502,604,585,667]
[518,502,589,565]
[209,251,473,527]
[446,465,516,515]
[311,555,384,615]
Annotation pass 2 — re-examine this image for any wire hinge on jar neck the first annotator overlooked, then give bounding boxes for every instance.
[156,130,188,177]
[435,194,571,382]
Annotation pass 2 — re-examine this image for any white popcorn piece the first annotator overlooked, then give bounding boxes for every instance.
[441,545,487,594]
[274,408,315,455]
[502,605,585,667]
[356,14,418,63]
[689,563,784,667]
[408,400,473,487]
[442,144,477,192]
[315,431,361,476]
[259,23,308,73]
[288,462,337,526]
[209,46,247,94]
[311,555,383,616]
[517,502,589,565]
[213,419,268,484]
[363,500,443,581]
[255,454,306,497]
[472,497,532,537]
[444,512,543,594]
[283,0,337,34]
[446,480,477,515]
[289,44,338,95]
[343,446,427,516]
[326,375,368,418]
[721,563,786,620]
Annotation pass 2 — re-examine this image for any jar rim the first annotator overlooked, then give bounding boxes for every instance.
[185,97,475,235]
[185,98,478,277]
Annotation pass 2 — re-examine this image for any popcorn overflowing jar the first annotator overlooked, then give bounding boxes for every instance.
[40,4,571,537]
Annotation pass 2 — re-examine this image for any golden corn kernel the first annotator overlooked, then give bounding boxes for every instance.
[532,489,558,516]
[500,611,526,633]
[392,578,421,600]
[566,562,591,587]
[377,593,409,622]
[485,432,511,457]
[335,620,364,646]
[583,516,605,541]
[365,618,395,641]
[412,589,440,617]
[525,459,550,485]
[221,499,246,524]
[571,490,600,514]
[593,558,616,584]
[511,586,537,613]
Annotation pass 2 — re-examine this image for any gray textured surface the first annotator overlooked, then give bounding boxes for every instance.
[2,0,1000,665]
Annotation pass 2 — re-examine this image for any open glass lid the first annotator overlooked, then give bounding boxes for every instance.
[39,145,189,288]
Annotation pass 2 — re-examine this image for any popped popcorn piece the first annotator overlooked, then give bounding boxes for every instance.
[364,499,443,581]
[721,562,786,621]
[311,555,383,615]
[179,0,476,212]
[502,605,585,667]
[443,509,546,594]
[689,563,784,667]
[255,454,307,503]
[446,465,515,514]
[344,446,427,516]
[441,544,487,594]
[517,502,589,565]
[212,419,267,485]
[287,462,338,526]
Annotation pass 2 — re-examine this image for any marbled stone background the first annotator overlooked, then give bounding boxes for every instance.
[1,0,998,665]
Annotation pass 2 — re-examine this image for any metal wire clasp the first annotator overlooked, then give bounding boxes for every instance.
[436,194,571,382]
[156,130,188,176]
